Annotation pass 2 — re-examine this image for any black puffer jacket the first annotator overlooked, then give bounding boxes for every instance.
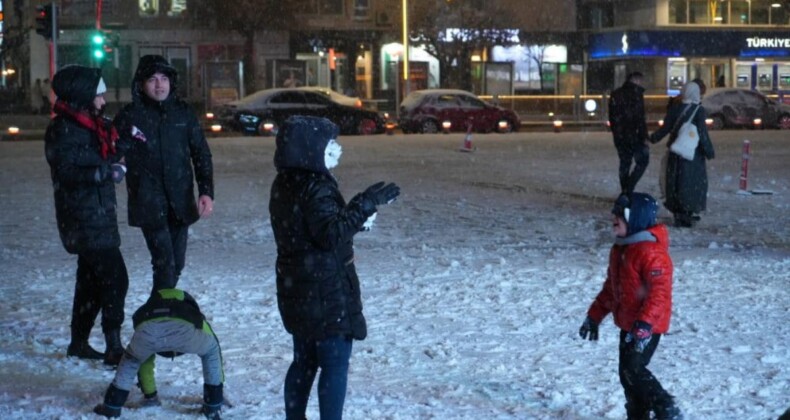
[608,80,648,147]
[44,65,120,254]
[269,116,374,341]
[114,55,213,228]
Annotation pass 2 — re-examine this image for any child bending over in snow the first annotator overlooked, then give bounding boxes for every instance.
[579,192,683,420]
[93,288,224,419]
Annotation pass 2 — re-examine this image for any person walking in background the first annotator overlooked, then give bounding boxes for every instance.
[608,72,650,195]
[269,116,400,419]
[666,78,706,111]
[579,193,682,420]
[114,55,214,293]
[93,288,224,419]
[650,81,715,227]
[44,65,128,366]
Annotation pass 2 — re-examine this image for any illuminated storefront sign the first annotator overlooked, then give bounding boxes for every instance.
[590,31,790,59]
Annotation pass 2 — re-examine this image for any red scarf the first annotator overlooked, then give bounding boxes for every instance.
[54,100,119,159]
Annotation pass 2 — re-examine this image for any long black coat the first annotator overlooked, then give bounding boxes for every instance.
[114,88,213,229]
[269,116,374,341]
[608,81,648,148]
[650,103,716,214]
[45,113,120,254]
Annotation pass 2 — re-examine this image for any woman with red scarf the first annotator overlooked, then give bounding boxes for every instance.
[44,65,129,366]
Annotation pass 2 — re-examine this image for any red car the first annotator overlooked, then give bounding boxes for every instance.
[398,89,521,134]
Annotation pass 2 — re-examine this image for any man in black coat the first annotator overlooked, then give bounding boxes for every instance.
[609,72,650,195]
[269,116,399,419]
[44,65,129,366]
[114,55,214,293]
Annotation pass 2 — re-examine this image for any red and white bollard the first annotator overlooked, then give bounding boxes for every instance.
[459,124,475,152]
[739,140,750,193]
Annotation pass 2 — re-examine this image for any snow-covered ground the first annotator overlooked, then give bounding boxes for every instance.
[1,130,788,419]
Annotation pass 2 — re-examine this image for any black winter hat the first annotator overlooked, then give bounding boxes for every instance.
[274,116,339,174]
[52,65,102,110]
[612,192,658,235]
[134,55,177,82]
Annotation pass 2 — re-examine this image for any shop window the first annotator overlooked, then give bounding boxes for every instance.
[139,0,159,17]
[669,0,688,24]
[168,0,187,17]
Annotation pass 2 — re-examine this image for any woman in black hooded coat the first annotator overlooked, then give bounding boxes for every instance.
[269,116,399,419]
[44,65,128,365]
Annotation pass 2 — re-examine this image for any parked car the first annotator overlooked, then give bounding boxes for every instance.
[398,89,521,134]
[216,87,385,136]
[295,86,363,108]
[701,88,790,130]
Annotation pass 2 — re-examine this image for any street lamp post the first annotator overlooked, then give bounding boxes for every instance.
[402,0,409,95]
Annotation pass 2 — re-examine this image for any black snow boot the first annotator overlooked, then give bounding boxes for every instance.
[655,398,683,420]
[67,340,104,360]
[103,329,124,367]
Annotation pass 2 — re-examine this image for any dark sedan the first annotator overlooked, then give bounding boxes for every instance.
[702,88,790,130]
[398,89,521,134]
[216,88,386,136]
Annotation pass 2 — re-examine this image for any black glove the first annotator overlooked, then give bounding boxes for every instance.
[579,316,599,341]
[111,163,126,184]
[625,320,653,353]
[363,181,400,206]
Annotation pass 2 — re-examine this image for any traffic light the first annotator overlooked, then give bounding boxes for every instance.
[35,4,55,40]
[91,32,106,60]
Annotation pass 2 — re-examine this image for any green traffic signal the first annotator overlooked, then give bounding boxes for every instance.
[92,32,106,60]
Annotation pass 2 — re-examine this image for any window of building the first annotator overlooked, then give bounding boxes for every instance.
[353,0,370,20]
[689,0,708,23]
[296,0,344,15]
[139,0,159,17]
[168,0,187,17]
[731,1,750,24]
[670,0,789,25]
[669,0,688,24]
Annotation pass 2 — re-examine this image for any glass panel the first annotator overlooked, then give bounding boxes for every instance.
[139,0,159,17]
[669,0,688,24]
[731,1,749,24]
[751,0,770,24]
[689,0,708,23]
[711,1,726,23]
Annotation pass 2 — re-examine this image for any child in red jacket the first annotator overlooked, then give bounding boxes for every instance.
[579,192,682,420]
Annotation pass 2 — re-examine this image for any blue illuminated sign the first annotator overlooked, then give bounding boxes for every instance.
[589,31,790,59]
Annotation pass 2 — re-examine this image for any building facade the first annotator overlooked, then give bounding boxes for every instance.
[578,0,790,95]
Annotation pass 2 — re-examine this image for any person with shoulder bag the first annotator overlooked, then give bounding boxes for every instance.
[650,82,715,227]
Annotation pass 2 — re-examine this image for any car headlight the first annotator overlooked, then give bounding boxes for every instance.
[239,114,260,125]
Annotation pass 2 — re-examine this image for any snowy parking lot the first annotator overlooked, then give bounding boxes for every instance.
[1,130,788,419]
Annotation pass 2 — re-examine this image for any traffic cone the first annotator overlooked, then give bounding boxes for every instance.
[459,125,475,153]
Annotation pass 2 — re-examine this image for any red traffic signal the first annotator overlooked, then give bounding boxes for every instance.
[35,4,56,40]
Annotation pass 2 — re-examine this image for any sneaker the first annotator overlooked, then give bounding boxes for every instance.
[67,341,104,360]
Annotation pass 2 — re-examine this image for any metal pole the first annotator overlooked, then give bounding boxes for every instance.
[402,0,409,95]
[50,1,57,73]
